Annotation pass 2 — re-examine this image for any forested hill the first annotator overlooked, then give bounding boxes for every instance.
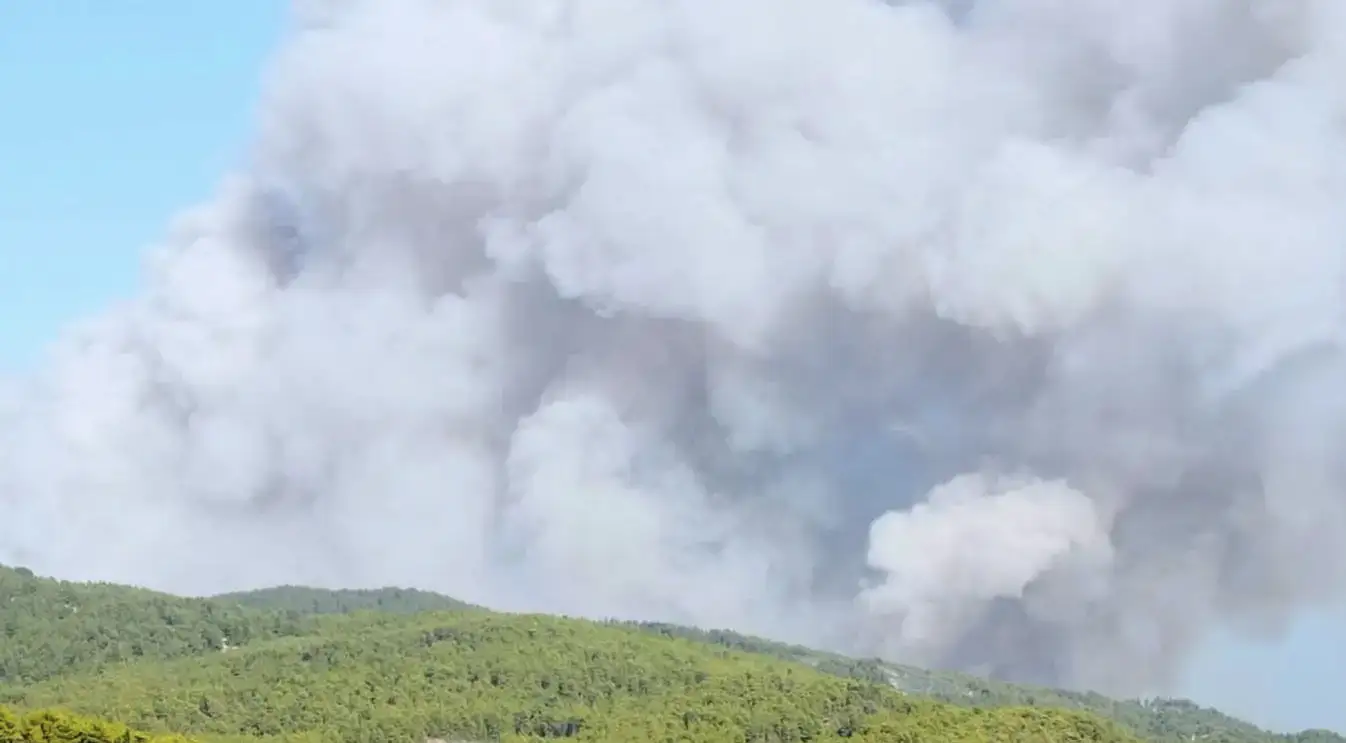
[213,584,476,616]
[0,564,1337,743]
[623,623,1344,743]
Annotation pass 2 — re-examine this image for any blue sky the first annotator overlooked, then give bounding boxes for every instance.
[0,4,1342,734]
[0,4,284,369]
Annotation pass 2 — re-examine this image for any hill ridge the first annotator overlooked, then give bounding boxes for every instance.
[1,564,1336,742]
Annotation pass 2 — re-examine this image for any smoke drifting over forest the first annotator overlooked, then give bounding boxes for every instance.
[5,0,1346,695]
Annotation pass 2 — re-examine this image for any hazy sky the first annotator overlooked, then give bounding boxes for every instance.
[0,3,1342,734]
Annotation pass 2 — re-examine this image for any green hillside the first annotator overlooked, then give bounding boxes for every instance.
[624,623,1343,743]
[0,565,1336,743]
[212,585,475,616]
[0,566,316,686]
[4,609,1136,743]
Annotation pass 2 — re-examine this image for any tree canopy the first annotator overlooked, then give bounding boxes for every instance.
[0,565,1336,743]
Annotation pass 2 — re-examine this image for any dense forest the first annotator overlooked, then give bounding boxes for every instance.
[620,623,1345,742]
[0,706,196,743]
[0,565,1338,742]
[212,585,475,616]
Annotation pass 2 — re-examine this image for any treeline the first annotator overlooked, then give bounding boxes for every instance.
[2,565,1340,743]
[0,566,314,686]
[211,585,474,617]
[622,622,1343,743]
[5,610,1138,742]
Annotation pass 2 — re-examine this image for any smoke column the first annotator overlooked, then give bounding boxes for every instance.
[5,0,1346,695]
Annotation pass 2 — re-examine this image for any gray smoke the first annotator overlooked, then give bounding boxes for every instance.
[5,0,1346,696]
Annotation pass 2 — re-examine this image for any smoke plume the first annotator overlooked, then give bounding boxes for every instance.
[6,0,1346,695]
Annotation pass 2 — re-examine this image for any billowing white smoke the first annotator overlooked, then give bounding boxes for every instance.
[5,0,1346,695]
[861,474,1114,667]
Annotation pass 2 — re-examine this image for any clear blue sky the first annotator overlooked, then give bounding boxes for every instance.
[0,4,1342,734]
[0,4,284,369]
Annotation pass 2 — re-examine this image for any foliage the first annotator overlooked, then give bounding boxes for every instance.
[623,622,1345,743]
[0,705,196,742]
[1,565,1339,743]
[212,585,475,616]
[5,610,1137,743]
[0,567,312,686]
